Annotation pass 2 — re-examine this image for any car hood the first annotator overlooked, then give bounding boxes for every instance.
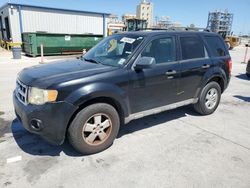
[18,59,119,88]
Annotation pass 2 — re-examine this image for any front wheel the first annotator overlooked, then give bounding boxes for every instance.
[68,103,120,155]
[193,81,221,115]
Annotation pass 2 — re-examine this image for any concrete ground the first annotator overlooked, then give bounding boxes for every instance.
[0,46,250,188]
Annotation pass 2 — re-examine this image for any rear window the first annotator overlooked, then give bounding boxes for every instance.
[204,36,226,57]
[180,36,206,60]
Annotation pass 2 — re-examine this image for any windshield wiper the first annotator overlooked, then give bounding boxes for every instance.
[83,58,101,64]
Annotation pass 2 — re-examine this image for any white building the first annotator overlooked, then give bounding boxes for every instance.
[136,0,153,27]
[122,13,136,22]
[108,14,125,34]
[0,3,110,42]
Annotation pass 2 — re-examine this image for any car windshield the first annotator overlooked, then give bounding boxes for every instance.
[83,35,144,67]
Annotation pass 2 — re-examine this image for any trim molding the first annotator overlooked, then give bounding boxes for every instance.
[124,98,198,124]
[4,3,110,16]
[103,14,106,37]
[18,5,23,34]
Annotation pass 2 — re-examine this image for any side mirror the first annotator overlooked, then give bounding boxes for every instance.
[134,57,156,71]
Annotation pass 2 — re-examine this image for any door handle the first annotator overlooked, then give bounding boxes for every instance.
[202,64,210,69]
[165,70,177,76]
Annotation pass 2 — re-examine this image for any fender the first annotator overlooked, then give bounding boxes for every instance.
[64,82,130,117]
[194,66,227,98]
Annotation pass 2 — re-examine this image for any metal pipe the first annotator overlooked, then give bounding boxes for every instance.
[18,5,23,34]
[103,14,106,37]
[243,46,249,64]
[40,44,44,64]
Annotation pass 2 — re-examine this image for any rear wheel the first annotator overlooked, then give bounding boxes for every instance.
[68,103,120,155]
[193,81,221,115]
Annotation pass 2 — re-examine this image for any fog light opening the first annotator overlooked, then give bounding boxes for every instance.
[30,119,43,131]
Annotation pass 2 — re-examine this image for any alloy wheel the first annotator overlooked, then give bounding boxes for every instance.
[82,113,112,146]
[205,88,218,110]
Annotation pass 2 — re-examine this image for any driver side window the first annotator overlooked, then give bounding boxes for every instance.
[141,37,176,64]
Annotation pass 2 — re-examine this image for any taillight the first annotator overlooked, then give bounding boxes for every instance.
[227,59,232,74]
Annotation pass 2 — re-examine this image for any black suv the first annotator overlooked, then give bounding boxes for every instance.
[246,59,250,77]
[13,31,232,154]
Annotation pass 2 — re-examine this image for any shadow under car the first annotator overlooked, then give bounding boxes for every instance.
[12,105,198,156]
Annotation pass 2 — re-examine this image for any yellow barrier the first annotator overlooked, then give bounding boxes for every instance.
[0,40,22,50]
[0,40,5,48]
[6,42,22,50]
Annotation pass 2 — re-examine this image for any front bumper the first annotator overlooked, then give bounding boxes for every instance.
[13,93,77,145]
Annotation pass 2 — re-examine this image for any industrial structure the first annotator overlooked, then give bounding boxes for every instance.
[0,3,110,43]
[136,0,153,27]
[207,10,233,35]
[107,14,125,34]
[154,16,182,29]
[122,13,137,22]
[125,18,148,31]
[154,16,171,28]
[108,0,154,33]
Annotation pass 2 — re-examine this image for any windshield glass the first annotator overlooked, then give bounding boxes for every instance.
[83,35,144,67]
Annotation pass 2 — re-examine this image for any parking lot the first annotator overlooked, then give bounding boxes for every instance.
[0,46,250,188]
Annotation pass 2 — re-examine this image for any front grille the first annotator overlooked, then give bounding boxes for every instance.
[15,79,28,105]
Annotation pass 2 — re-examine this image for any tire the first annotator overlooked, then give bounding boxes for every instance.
[68,103,120,155]
[193,81,221,115]
[246,73,250,78]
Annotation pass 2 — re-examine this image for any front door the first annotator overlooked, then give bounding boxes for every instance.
[128,35,180,114]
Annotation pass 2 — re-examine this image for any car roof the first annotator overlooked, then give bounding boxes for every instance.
[115,30,220,37]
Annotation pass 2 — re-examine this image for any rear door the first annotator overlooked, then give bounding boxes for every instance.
[203,35,231,83]
[178,34,213,100]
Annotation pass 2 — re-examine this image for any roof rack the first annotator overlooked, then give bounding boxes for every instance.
[135,27,210,32]
[135,28,168,31]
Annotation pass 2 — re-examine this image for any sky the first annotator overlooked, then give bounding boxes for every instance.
[0,0,249,35]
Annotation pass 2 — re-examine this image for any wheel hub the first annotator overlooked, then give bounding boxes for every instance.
[82,113,112,146]
[205,88,218,109]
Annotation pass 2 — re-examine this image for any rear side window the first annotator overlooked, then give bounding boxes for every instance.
[180,36,206,60]
[204,36,226,57]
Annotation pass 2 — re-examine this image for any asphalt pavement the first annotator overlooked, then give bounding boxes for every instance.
[0,46,250,188]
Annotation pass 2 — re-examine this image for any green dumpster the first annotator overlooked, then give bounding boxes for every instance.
[22,33,103,57]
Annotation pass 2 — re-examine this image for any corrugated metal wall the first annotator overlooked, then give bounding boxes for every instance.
[0,6,11,40]
[3,4,106,42]
[21,7,104,35]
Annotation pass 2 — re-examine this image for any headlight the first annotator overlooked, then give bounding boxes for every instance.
[28,87,58,105]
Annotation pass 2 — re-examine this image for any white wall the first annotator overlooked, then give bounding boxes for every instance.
[21,7,104,35]
[8,7,22,42]
[136,2,153,27]
[2,4,108,42]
